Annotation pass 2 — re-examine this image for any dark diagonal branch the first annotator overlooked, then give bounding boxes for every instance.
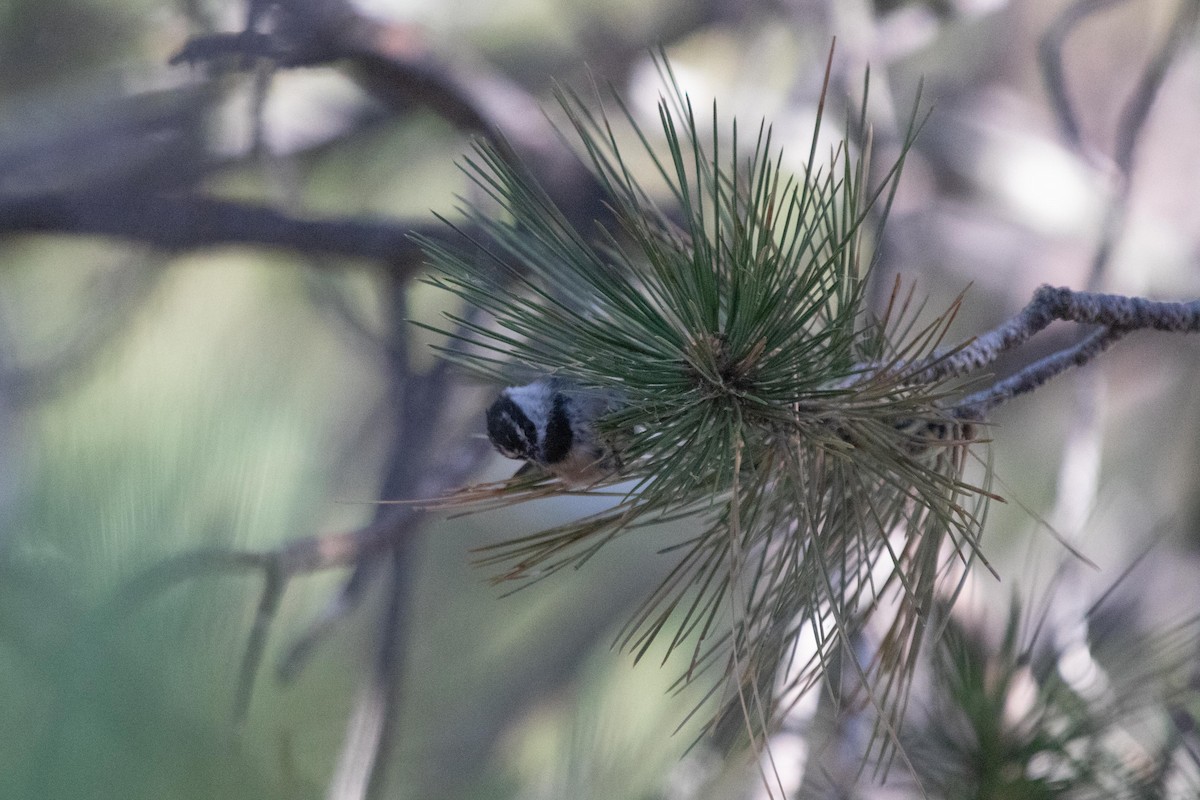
[1109,0,1200,179]
[0,192,437,268]
[1038,0,1129,154]
[172,0,606,233]
[0,0,604,269]
[1040,0,1200,288]
[1037,0,1199,173]
[45,6,621,798]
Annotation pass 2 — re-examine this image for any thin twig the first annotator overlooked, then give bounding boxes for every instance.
[1038,0,1128,154]
[951,326,1126,420]
[1110,0,1200,181]
[1085,0,1199,288]
[1040,0,1200,289]
[914,285,1200,386]
[93,502,425,721]
[235,560,286,721]
[276,557,380,682]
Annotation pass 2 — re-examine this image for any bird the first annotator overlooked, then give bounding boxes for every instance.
[485,378,621,485]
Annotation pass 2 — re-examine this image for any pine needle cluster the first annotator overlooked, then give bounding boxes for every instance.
[907,598,1200,798]
[419,60,995,757]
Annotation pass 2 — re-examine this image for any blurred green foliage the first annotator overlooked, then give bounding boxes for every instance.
[3,0,1200,798]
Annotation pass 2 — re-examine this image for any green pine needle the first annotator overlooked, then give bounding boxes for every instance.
[418,54,996,764]
[910,597,1200,798]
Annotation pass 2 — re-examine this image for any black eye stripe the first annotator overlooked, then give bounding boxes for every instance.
[486,395,538,458]
[541,391,574,464]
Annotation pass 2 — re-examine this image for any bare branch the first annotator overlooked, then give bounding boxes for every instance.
[915,285,1200,386]
[0,1,603,269]
[171,0,605,231]
[0,192,437,269]
[951,326,1126,420]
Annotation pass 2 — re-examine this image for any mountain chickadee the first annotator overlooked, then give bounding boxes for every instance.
[485,378,620,485]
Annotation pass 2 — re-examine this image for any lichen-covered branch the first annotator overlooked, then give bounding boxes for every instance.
[951,326,1127,420]
[915,285,1200,390]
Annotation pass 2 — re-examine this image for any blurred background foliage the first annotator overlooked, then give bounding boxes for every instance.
[2,0,1200,798]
